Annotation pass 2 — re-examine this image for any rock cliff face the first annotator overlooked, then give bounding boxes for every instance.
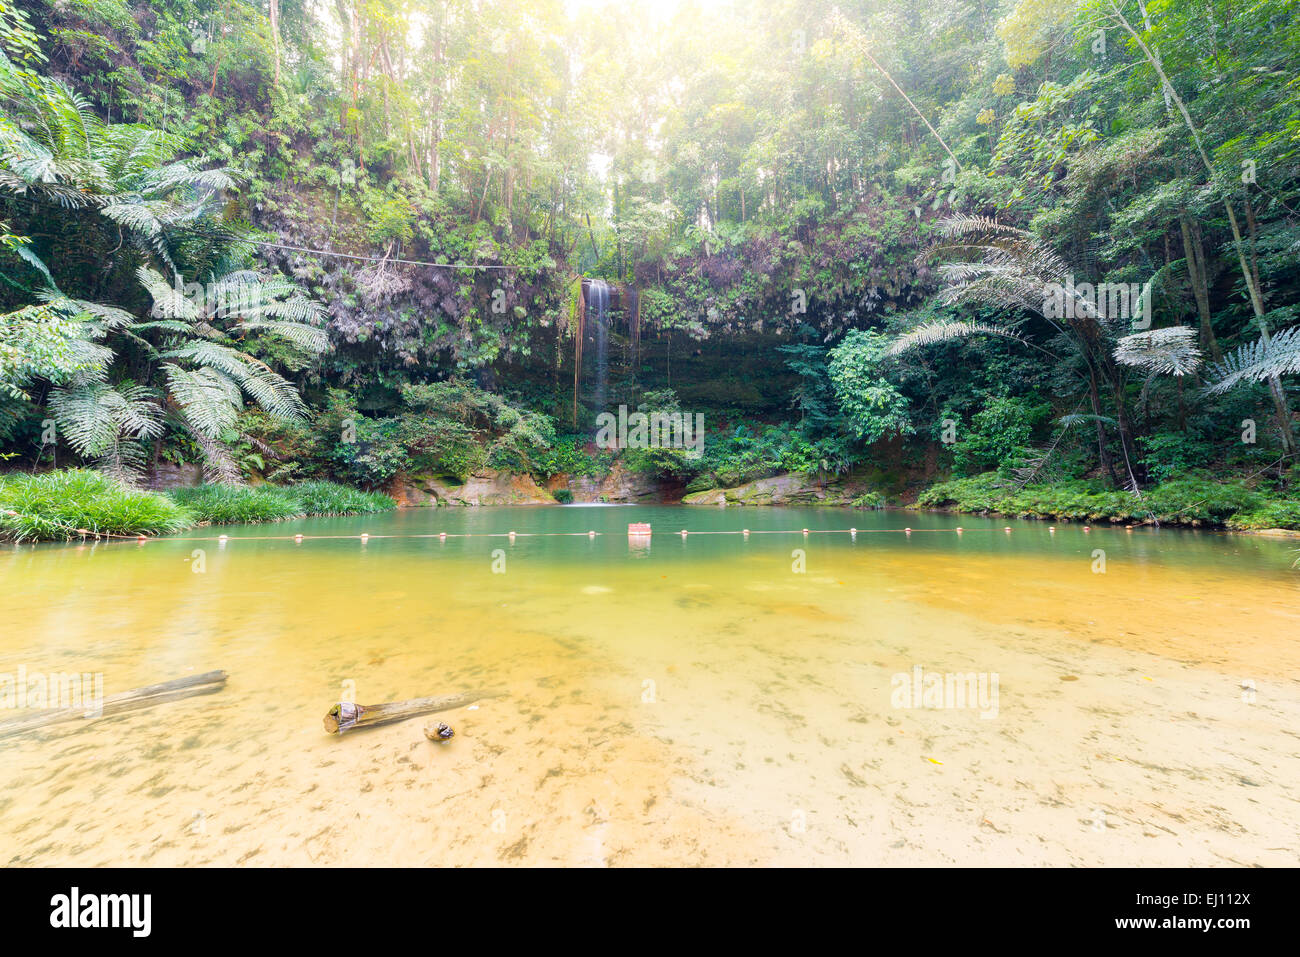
[387,467,879,507]
[387,470,555,506]
[681,473,877,506]
[562,461,685,504]
[388,461,686,506]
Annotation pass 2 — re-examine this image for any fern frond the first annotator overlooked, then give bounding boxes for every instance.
[889,320,1025,355]
[1114,326,1202,376]
[162,364,242,437]
[1202,325,1300,395]
[48,379,163,458]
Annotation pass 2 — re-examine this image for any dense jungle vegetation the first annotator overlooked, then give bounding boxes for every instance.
[2,0,1299,538]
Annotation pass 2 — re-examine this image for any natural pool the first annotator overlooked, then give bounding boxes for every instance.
[2,506,1297,866]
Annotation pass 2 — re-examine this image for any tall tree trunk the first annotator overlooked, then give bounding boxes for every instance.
[269,0,281,86]
[1086,363,1119,484]
[1179,215,1221,361]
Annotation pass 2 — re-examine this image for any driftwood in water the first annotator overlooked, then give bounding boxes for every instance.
[323,690,500,734]
[0,670,228,740]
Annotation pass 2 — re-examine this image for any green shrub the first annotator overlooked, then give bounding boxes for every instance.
[532,435,608,478]
[1138,432,1216,485]
[1226,499,1300,530]
[0,469,194,542]
[850,490,886,508]
[552,488,573,504]
[916,472,1268,526]
[328,416,413,488]
[949,396,1049,476]
[1142,477,1259,523]
[169,484,306,524]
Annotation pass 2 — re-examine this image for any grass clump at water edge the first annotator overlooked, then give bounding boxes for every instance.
[288,480,397,515]
[168,484,306,524]
[0,469,195,543]
[168,479,396,524]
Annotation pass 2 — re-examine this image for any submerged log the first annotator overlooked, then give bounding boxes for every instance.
[323,689,501,734]
[0,670,228,740]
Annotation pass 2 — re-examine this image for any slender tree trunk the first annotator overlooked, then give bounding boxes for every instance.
[1086,363,1118,484]
[1179,215,1221,361]
[269,0,281,86]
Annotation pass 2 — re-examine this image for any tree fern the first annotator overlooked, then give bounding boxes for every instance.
[1114,326,1202,376]
[1202,325,1300,395]
[161,364,243,437]
[888,319,1026,355]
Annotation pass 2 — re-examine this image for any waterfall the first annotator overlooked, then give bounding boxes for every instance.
[589,279,610,414]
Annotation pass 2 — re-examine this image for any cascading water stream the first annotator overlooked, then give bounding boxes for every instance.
[589,279,610,415]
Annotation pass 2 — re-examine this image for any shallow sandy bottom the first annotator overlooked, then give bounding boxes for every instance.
[1,510,1298,866]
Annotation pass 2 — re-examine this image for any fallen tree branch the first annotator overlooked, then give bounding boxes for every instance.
[323,689,502,734]
[0,670,228,739]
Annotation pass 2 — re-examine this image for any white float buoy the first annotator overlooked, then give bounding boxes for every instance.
[294,534,303,544]
[438,531,447,541]
[588,530,596,538]
[680,529,688,538]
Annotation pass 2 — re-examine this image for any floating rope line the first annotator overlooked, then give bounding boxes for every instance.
[12,519,1266,548]
[30,526,1015,546]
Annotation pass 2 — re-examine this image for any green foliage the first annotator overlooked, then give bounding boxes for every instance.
[949,396,1050,476]
[679,423,857,489]
[3,0,1300,512]
[828,330,913,445]
[320,412,410,490]
[0,303,101,399]
[1226,500,1300,531]
[0,468,193,542]
[1138,432,1216,485]
[400,381,556,478]
[532,435,611,479]
[850,490,885,509]
[311,382,561,488]
[916,472,1283,527]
